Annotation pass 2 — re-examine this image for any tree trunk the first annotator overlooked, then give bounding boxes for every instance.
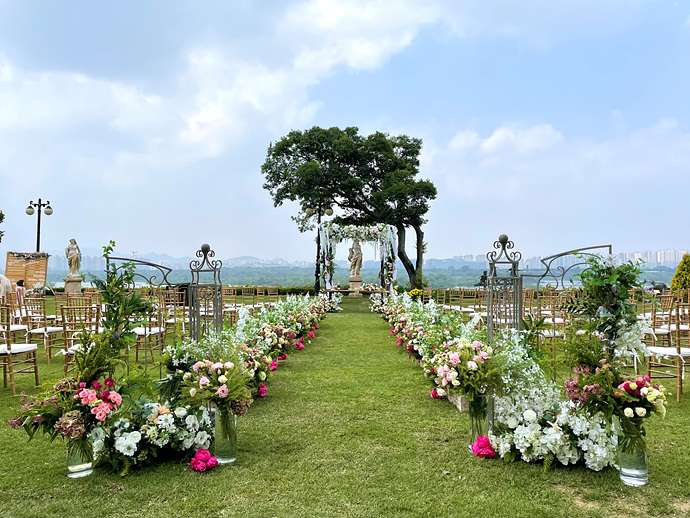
[395,224,424,289]
[313,212,322,295]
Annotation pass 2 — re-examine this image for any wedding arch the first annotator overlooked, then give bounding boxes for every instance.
[318,222,397,291]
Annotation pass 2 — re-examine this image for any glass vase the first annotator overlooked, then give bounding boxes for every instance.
[213,407,238,465]
[618,417,648,487]
[66,441,93,479]
[467,394,494,450]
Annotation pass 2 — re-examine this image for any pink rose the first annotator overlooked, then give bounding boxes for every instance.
[449,352,460,365]
[199,376,210,388]
[295,342,305,351]
[91,381,102,390]
[430,388,440,399]
[257,383,268,398]
[277,353,288,361]
[216,384,229,398]
[108,391,123,407]
[104,377,115,388]
[269,360,278,371]
[205,456,219,469]
[307,331,315,339]
[471,435,497,458]
[194,449,212,462]
[78,381,87,389]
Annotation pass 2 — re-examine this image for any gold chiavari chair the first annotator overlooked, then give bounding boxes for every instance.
[1,305,39,394]
[222,287,238,308]
[163,289,187,340]
[241,286,256,306]
[421,288,433,304]
[255,286,267,304]
[267,287,280,304]
[648,299,690,402]
[24,297,64,360]
[134,294,166,365]
[61,304,100,375]
[433,288,447,305]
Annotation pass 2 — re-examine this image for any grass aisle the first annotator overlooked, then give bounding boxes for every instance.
[1,298,689,517]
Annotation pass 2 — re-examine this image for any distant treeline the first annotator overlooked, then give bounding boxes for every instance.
[46,265,675,290]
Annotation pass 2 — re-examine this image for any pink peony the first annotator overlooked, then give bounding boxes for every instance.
[205,456,219,469]
[194,449,212,462]
[257,383,268,398]
[216,384,229,398]
[471,435,497,458]
[448,352,460,365]
[269,360,278,371]
[199,376,210,387]
[190,458,207,472]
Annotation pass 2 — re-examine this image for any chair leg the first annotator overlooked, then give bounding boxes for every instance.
[33,352,39,386]
[7,359,15,395]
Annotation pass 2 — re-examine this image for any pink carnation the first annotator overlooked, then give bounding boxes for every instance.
[471,435,496,458]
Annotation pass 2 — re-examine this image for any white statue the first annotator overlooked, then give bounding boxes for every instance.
[65,238,82,279]
[348,239,363,279]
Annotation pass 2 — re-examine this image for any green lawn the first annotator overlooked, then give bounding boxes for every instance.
[1,298,688,518]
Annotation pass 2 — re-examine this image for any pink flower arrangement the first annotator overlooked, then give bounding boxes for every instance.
[190,449,219,472]
[471,435,496,458]
[75,378,123,422]
[257,383,268,398]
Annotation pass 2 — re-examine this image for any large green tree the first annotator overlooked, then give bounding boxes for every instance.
[261,127,358,293]
[334,131,437,289]
[261,127,436,290]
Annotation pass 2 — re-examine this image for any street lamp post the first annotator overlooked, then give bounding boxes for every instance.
[25,198,53,252]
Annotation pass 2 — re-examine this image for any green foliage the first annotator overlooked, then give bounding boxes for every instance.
[671,253,690,293]
[574,255,642,342]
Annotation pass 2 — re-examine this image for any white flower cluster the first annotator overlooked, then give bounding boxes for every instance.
[490,332,618,471]
[612,320,650,361]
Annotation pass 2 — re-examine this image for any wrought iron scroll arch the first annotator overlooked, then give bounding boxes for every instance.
[522,244,613,291]
[104,255,174,288]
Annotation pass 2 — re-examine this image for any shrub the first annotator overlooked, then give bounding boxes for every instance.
[671,254,690,295]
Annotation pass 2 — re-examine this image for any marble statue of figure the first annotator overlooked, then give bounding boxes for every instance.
[65,238,82,278]
[348,239,363,279]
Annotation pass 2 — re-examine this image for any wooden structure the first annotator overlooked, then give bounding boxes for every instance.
[4,252,49,288]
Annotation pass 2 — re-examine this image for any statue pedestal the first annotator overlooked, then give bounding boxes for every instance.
[348,276,363,297]
[64,276,82,296]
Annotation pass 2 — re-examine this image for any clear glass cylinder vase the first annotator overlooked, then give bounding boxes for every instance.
[66,441,93,479]
[618,418,648,487]
[213,407,238,465]
[467,394,494,449]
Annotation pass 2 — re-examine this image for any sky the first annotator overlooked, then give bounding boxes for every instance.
[1,0,689,262]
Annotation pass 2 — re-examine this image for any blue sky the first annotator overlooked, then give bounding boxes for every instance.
[1,0,689,261]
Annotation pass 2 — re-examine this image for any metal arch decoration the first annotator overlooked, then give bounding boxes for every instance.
[486,234,523,342]
[522,244,613,290]
[104,255,174,288]
[188,243,223,341]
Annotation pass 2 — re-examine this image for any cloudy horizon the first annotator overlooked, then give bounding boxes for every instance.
[1,1,689,262]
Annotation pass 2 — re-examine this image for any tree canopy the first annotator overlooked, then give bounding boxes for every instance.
[260,127,437,288]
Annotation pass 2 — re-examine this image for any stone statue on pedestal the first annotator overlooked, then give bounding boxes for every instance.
[64,238,82,295]
[347,239,363,296]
